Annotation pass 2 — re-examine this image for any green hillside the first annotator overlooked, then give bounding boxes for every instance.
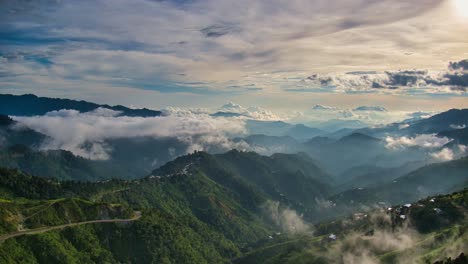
[151,150,333,221]
[0,149,466,263]
[0,146,122,182]
[0,156,275,263]
[235,189,468,264]
[330,157,468,215]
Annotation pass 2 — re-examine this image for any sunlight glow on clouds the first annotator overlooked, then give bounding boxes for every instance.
[0,0,467,112]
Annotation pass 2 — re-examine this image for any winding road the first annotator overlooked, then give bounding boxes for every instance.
[0,211,141,242]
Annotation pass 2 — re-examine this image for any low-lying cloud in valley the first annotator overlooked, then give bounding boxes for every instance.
[329,230,418,264]
[13,108,250,160]
[430,145,468,161]
[385,134,467,161]
[264,201,311,234]
[385,134,452,150]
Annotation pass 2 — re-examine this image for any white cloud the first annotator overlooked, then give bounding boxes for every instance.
[430,144,468,161]
[458,144,467,153]
[264,201,311,234]
[13,108,249,160]
[450,124,466,130]
[398,124,410,130]
[217,102,282,121]
[161,107,210,117]
[430,148,454,161]
[216,102,416,125]
[220,102,245,113]
[328,229,419,264]
[1,0,467,101]
[295,107,424,127]
[299,67,468,95]
[385,134,452,150]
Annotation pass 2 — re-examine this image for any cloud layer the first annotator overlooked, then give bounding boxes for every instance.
[384,134,467,161]
[293,61,468,95]
[385,134,452,150]
[430,145,467,161]
[1,0,467,109]
[300,104,426,126]
[13,108,249,159]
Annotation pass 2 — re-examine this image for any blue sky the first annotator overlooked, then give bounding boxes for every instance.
[0,0,468,123]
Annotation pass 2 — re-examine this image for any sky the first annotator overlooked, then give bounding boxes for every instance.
[1,0,468,124]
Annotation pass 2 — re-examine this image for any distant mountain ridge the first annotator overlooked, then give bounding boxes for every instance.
[331,156,468,208]
[357,108,468,137]
[401,108,468,135]
[245,120,325,140]
[0,94,162,117]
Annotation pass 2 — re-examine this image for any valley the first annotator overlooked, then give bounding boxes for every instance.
[0,94,467,263]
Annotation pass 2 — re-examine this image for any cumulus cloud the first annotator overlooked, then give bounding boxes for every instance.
[430,144,468,161]
[298,60,468,95]
[1,0,467,103]
[430,148,454,161]
[449,59,468,71]
[215,102,282,121]
[13,108,250,160]
[385,133,467,162]
[385,134,452,150]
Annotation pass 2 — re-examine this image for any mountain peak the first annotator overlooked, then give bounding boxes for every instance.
[338,132,380,143]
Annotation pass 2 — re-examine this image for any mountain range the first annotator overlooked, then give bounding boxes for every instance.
[0,94,467,263]
[0,94,162,117]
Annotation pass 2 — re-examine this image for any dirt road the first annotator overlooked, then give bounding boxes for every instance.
[0,211,141,242]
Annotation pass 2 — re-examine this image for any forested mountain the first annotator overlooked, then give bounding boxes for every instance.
[0,115,45,148]
[151,150,332,219]
[0,115,192,180]
[302,133,427,176]
[235,189,468,264]
[0,146,121,181]
[0,94,467,263]
[331,157,468,209]
[0,94,162,117]
[439,127,468,145]
[3,0,468,258]
[0,149,334,263]
[1,166,465,263]
[0,166,270,263]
